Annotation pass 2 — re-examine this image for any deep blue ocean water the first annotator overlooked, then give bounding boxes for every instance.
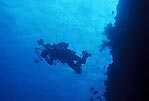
[0,0,119,101]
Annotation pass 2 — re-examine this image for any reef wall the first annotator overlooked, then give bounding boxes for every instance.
[104,0,148,100]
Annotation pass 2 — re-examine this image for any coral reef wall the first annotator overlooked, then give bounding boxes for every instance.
[104,0,148,100]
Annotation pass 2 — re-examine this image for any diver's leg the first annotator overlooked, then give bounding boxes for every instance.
[81,56,87,64]
[67,60,75,69]
[81,51,92,64]
[72,55,82,61]
[67,60,82,74]
[75,61,82,74]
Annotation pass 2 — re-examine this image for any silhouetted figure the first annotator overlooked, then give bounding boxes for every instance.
[35,39,91,74]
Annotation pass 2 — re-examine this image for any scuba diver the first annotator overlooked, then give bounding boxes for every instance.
[34,39,92,74]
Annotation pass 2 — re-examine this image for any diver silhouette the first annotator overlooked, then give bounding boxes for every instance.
[34,39,91,74]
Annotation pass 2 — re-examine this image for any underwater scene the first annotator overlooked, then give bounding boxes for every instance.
[0,0,119,101]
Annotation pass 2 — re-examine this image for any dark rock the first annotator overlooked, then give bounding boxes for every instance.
[104,0,148,101]
[96,96,101,99]
[90,98,94,101]
[34,59,39,63]
[93,90,98,95]
[90,87,94,91]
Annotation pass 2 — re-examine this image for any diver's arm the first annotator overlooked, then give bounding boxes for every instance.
[35,47,44,57]
[45,57,53,65]
[34,48,43,62]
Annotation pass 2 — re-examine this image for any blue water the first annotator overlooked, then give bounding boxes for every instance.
[0,0,119,101]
